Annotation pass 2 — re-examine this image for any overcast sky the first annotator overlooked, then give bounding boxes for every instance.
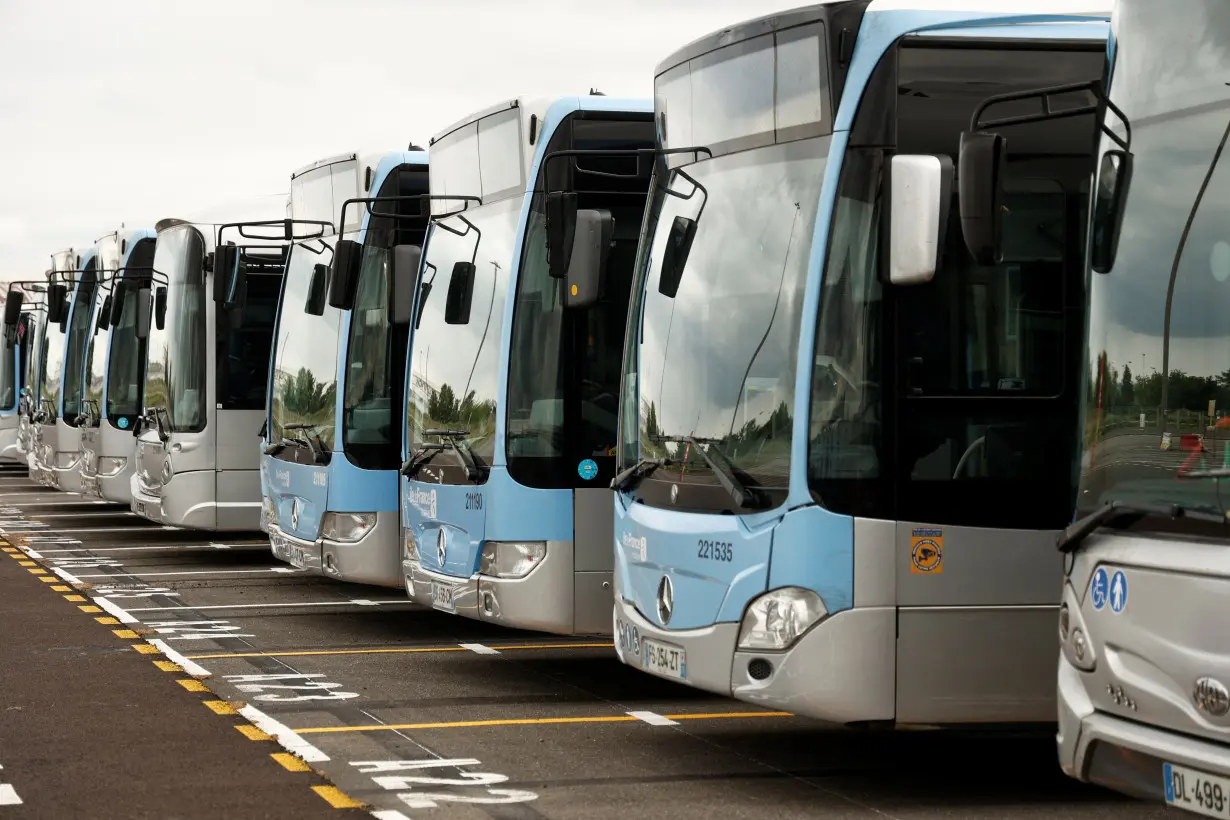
[0,0,796,281]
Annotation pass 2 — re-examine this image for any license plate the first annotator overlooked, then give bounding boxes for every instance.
[431,582,457,613]
[135,501,146,516]
[289,545,309,568]
[642,637,686,680]
[1165,761,1230,817]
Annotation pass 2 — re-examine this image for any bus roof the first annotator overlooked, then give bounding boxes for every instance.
[155,193,290,248]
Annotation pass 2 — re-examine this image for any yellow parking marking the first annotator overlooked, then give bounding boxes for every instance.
[1,547,16,553]
[78,605,102,613]
[236,725,272,741]
[112,629,140,639]
[176,679,210,692]
[131,643,159,654]
[312,786,362,809]
[17,560,34,567]
[38,576,57,583]
[51,585,72,592]
[63,594,86,602]
[154,660,182,672]
[28,568,46,575]
[95,616,119,625]
[184,641,614,660]
[203,701,237,715]
[293,710,794,734]
[271,753,311,772]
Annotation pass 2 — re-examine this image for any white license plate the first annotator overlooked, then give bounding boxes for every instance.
[1165,761,1230,817]
[135,501,146,516]
[642,637,686,680]
[431,582,457,613]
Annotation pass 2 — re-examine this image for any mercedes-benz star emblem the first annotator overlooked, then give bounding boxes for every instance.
[436,528,447,568]
[1194,677,1230,717]
[657,575,674,625]
[290,499,299,531]
[670,484,679,504]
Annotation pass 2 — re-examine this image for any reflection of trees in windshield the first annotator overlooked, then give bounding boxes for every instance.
[628,139,827,489]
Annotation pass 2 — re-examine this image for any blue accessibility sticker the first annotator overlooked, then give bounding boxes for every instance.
[1090,567,1108,610]
[117,417,129,429]
[577,459,598,481]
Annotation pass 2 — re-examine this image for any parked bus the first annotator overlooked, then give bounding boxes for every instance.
[611,0,1110,726]
[264,149,431,586]
[78,228,158,502]
[129,195,290,531]
[30,248,97,491]
[1050,0,1230,811]
[2,284,46,463]
[400,95,654,634]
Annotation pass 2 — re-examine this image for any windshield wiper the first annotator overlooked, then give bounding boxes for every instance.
[1057,500,1228,553]
[653,434,764,510]
[279,423,328,464]
[422,429,479,481]
[400,443,445,478]
[612,458,668,492]
[1178,467,1230,479]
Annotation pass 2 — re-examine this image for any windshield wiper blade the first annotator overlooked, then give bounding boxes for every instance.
[421,429,479,481]
[1178,467,1230,479]
[1057,500,1227,553]
[424,428,470,439]
[654,434,764,510]
[612,458,667,492]
[400,444,445,478]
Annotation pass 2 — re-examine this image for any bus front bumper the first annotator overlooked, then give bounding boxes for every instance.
[269,511,401,588]
[402,540,610,635]
[0,427,20,463]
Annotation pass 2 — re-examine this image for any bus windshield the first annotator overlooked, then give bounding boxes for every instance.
[0,327,16,412]
[146,226,207,433]
[1079,0,1230,522]
[83,291,108,424]
[270,242,341,453]
[62,270,98,423]
[39,301,68,422]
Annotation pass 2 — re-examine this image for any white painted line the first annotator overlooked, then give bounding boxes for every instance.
[94,597,139,624]
[70,567,303,579]
[0,499,115,507]
[627,710,679,726]
[34,543,263,554]
[20,547,42,559]
[122,599,412,613]
[238,705,329,763]
[148,638,212,678]
[460,643,500,655]
[0,783,21,805]
[51,566,82,585]
[20,511,134,519]
[371,811,411,820]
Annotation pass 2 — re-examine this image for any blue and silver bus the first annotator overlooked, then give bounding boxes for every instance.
[612,0,1110,726]
[79,227,158,502]
[129,195,290,531]
[1053,0,1230,809]
[401,95,654,635]
[265,149,431,587]
[31,247,100,492]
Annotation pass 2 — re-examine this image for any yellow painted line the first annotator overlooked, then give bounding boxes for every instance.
[28,568,46,575]
[132,643,159,655]
[95,616,119,625]
[203,700,237,715]
[17,560,35,567]
[113,629,140,639]
[184,641,614,660]
[1,547,16,553]
[176,679,210,692]
[271,753,311,772]
[64,594,87,602]
[312,786,362,809]
[294,710,794,734]
[38,576,57,583]
[154,660,182,672]
[79,605,102,613]
[236,725,272,741]
[51,585,72,592]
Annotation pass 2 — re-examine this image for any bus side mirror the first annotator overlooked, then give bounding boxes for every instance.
[957,131,1007,265]
[213,245,239,303]
[328,239,362,310]
[4,292,23,328]
[154,286,167,331]
[1090,149,1133,274]
[135,287,152,340]
[110,281,126,326]
[657,215,697,299]
[565,209,614,309]
[391,244,422,325]
[96,295,112,332]
[546,191,578,278]
[305,264,329,316]
[444,261,475,325]
[46,284,68,323]
[887,154,953,286]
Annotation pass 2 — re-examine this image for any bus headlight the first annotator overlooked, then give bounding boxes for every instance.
[737,588,827,651]
[98,456,127,477]
[321,512,376,543]
[161,458,174,483]
[479,541,546,579]
[1061,583,1096,672]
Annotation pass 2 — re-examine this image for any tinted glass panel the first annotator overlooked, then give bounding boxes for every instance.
[62,268,97,423]
[146,226,207,432]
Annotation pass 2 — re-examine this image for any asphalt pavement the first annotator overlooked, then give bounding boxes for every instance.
[0,462,1176,819]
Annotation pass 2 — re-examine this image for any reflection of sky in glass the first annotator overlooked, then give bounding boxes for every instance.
[270,242,341,450]
[144,226,206,431]
[408,198,519,463]
[106,282,144,417]
[634,138,827,480]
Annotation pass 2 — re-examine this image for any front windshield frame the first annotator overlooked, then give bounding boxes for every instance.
[105,239,157,429]
[61,265,98,425]
[144,226,208,434]
[1077,0,1230,531]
